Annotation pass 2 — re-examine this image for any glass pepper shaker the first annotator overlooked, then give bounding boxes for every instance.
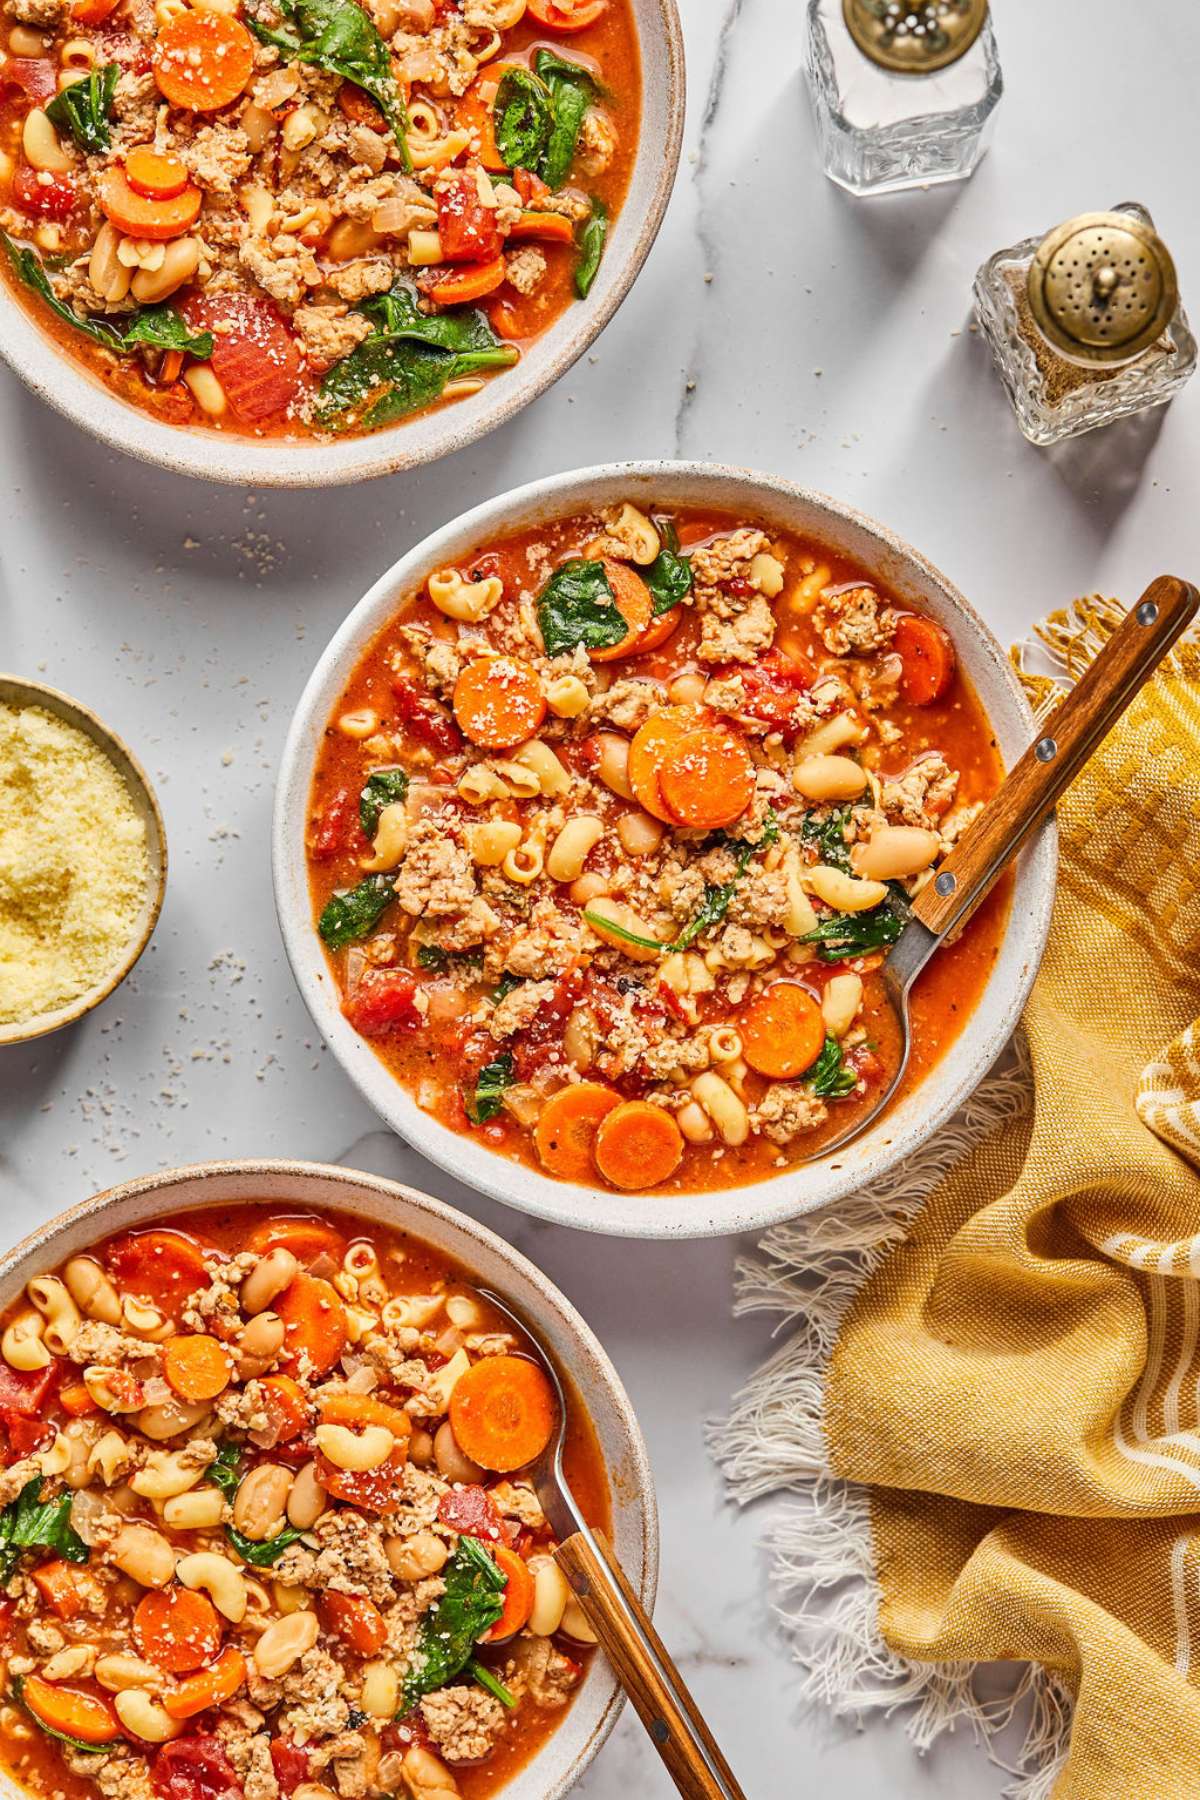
[973,203,1198,447]
[803,0,1002,197]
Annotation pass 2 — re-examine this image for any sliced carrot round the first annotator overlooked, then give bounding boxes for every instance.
[163,1646,246,1721]
[508,210,576,246]
[162,1334,232,1404]
[152,11,255,111]
[593,1100,684,1191]
[106,1229,209,1318]
[482,1545,535,1641]
[454,62,521,172]
[741,983,826,1080]
[97,164,201,241]
[338,82,387,132]
[627,705,701,823]
[71,0,119,21]
[534,1083,621,1181]
[453,655,546,749]
[133,1587,222,1675]
[628,603,683,657]
[125,145,188,200]
[449,1354,557,1474]
[429,256,507,308]
[588,560,653,663]
[246,1217,347,1265]
[658,728,754,830]
[276,1272,347,1375]
[894,613,957,706]
[319,1591,388,1654]
[527,0,607,29]
[22,1675,120,1745]
[259,1373,309,1443]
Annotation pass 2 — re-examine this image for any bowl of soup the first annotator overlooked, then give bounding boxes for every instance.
[0,0,683,484]
[0,1159,654,1800]
[272,463,1057,1237]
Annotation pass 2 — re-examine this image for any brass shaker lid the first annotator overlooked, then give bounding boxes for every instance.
[1027,210,1179,367]
[842,0,988,74]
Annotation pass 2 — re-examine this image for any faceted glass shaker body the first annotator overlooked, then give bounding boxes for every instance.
[804,0,1002,197]
[973,204,1198,448]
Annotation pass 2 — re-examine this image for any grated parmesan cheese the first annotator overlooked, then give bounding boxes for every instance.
[0,703,149,1027]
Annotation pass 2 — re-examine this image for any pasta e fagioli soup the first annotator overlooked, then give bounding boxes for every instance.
[304,496,1011,1199]
[0,1205,609,1800]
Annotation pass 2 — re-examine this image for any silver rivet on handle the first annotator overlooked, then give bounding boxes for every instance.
[1036,737,1058,762]
[1137,600,1160,626]
[935,872,957,896]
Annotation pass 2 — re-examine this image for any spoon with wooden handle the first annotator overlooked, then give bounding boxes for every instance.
[476,1287,747,1800]
[800,573,1200,1162]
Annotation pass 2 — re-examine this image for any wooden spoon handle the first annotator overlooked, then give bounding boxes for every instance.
[555,1528,747,1800]
[912,575,1199,939]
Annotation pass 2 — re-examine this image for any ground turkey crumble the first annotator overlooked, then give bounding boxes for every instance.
[420,1685,506,1762]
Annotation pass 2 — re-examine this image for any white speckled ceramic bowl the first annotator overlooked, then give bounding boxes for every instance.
[273,463,1057,1238]
[0,2,683,487]
[0,1159,656,1796]
[0,674,166,1047]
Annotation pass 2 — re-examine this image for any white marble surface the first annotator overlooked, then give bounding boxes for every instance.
[3,0,1200,1793]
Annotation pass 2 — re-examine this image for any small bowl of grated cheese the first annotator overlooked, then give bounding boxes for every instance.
[0,677,166,1045]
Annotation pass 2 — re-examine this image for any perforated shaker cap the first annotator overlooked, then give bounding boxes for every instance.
[1027,210,1179,367]
[842,0,988,74]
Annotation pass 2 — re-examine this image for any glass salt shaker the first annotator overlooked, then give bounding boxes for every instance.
[973,203,1197,447]
[803,0,1002,197]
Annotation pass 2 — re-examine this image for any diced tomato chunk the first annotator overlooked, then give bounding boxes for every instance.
[718,652,816,742]
[3,1414,52,1457]
[437,1485,507,1543]
[3,57,56,102]
[309,788,366,862]
[178,293,304,425]
[268,1742,310,1797]
[436,173,502,264]
[391,677,462,755]
[847,1045,885,1084]
[343,969,420,1039]
[0,1361,57,1417]
[152,1737,243,1800]
[12,165,77,219]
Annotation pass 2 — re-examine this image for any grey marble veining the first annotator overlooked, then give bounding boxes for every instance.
[3,1,1200,1794]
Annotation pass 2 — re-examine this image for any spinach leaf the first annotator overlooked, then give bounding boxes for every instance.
[357,280,505,354]
[537,558,628,657]
[244,0,411,165]
[11,1677,107,1754]
[401,1537,507,1711]
[227,1523,307,1566]
[492,971,523,1003]
[644,526,691,617]
[209,1446,305,1564]
[574,196,607,299]
[318,873,395,949]
[533,48,598,188]
[465,1053,515,1125]
[0,1477,87,1584]
[359,767,409,839]
[2,236,212,356]
[671,814,779,953]
[801,885,910,964]
[45,62,119,153]
[493,66,552,170]
[799,806,854,872]
[316,332,516,430]
[808,1035,858,1099]
[120,304,213,357]
[468,1657,516,1709]
[417,944,484,975]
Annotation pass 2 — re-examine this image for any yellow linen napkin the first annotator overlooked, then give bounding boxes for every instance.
[715,603,1200,1799]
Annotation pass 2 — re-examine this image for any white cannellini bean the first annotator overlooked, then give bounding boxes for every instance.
[594,732,634,800]
[130,236,200,304]
[821,972,863,1039]
[114,1690,182,1743]
[851,826,941,882]
[183,365,227,418]
[526,1554,569,1637]
[615,810,664,857]
[806,865,888,914]
[792,754,869,803]
[22,109,72,173]
[254,1608,320,1679]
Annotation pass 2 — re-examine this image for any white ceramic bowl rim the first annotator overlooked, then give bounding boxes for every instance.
[0,0,684,488]
[272,462,1057,1239]
[0,1157,658,1800]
